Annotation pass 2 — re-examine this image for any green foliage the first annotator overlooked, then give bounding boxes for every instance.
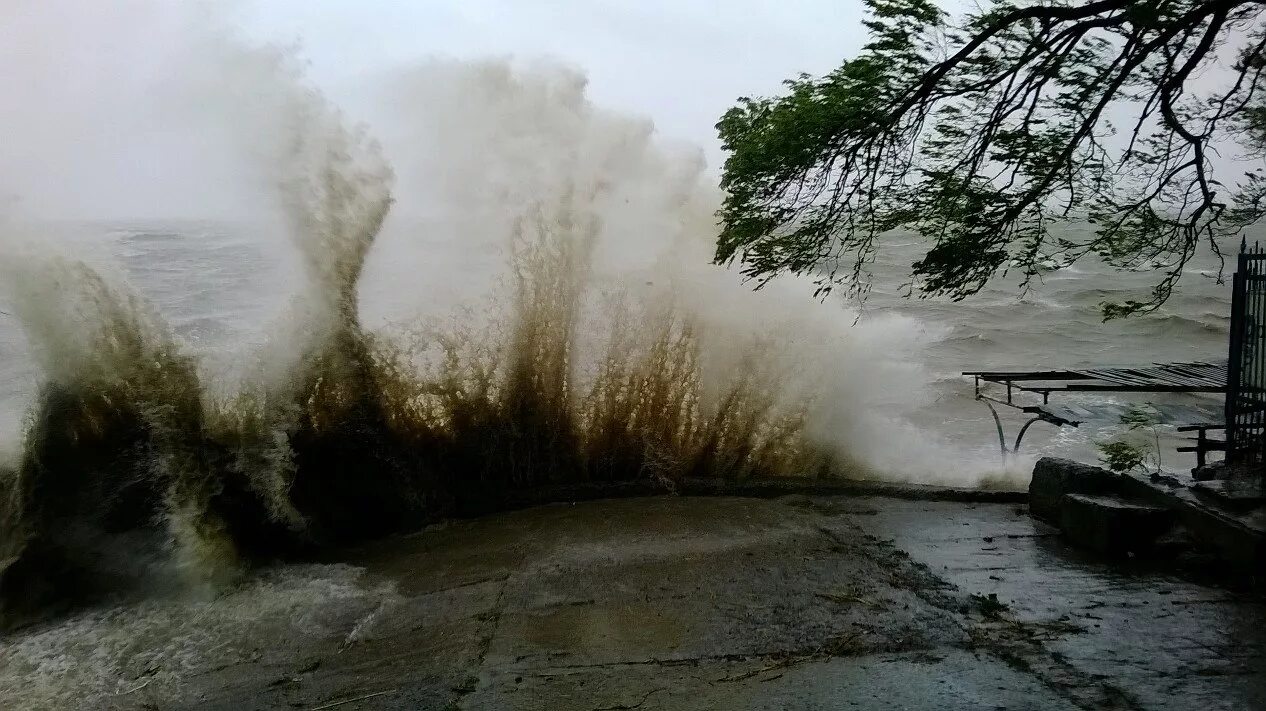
[717,0,1266,316]
[1118,404,1161,429]
[1096,404,1163,473]
[1097,439,1149,473]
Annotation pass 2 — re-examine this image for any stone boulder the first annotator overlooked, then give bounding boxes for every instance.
[1028,457,1120,524]
[1059,493,1174,557]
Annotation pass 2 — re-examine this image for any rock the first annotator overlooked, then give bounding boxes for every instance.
[1192,463,1223,482]
[1059,493,1174,557]
[1192,478,1266,513]
[1191,461,1264,482]
[1029,458,1119,524]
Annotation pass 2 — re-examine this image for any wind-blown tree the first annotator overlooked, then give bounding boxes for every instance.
[716,0,1266,317]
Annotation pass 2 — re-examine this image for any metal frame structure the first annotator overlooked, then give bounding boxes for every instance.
[964,371,1078,458]
[964,362,1226,460]
[1226,241,1266,466]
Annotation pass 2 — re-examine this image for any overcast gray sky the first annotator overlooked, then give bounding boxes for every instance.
[236,0,868,172]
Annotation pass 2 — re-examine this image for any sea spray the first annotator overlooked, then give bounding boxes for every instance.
[0,25,979,626]
[256,77,436,542]
[0,254,238,621]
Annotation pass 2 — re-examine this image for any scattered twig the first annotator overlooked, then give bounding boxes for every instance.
[340,601,388,652]
[308,689,397,710]
[814,591,883,609]
[720,657,799,683]
[117,678,153,696]
[593,687,665,710]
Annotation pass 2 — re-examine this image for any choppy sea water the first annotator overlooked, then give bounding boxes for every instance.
[872,234,1234,475]
[0,220,1239,477]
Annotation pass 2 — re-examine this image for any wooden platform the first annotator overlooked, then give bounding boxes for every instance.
[963,361,1227,458]
[963,360,1226,396]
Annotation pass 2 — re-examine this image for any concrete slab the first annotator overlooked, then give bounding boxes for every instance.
[1120,470,1266,574]
[185,578,501,711]
[464,649,1082,711]
[852,498,1266,711]
[3,495,1263,711]
[1059,493,1172,557]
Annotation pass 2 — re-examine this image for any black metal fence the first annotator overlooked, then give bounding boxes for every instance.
[1226,241,1266,465]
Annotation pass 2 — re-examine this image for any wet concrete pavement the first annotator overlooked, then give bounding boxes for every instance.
[3,495,1264,710]
[860,499,1266,710]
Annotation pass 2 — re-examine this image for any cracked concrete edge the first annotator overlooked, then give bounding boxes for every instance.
[679,477,1028,503]
[450,578,511,709]
[812,523,1142,711]
[472,476,1028,512]
[1119,470,1266,572]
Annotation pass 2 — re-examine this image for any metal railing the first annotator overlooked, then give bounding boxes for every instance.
[1226,241,1266,465]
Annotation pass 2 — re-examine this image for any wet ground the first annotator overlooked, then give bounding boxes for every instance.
[2,495,1264,710]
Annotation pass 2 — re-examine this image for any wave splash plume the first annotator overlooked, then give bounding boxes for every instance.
[0,10,976,627]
